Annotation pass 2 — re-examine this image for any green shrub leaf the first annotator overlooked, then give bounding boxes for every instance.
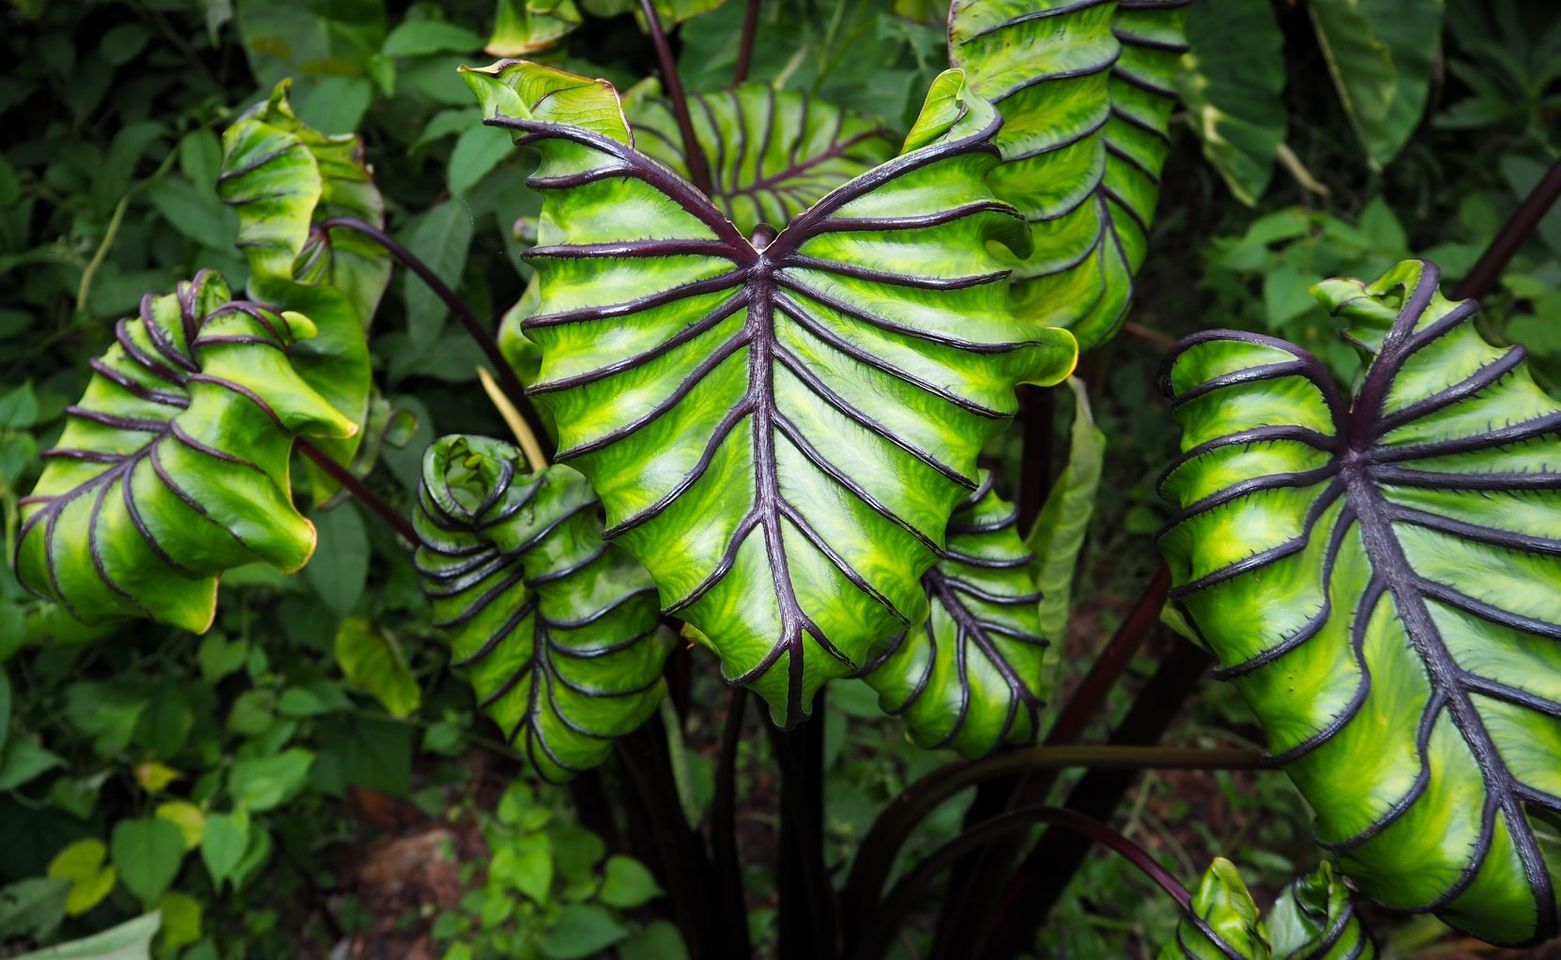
[860,472,1048,757]
[109,818,185,905]
[14,272,357,633]
[334,616,422,717]
[624,81,896,235]
[414,435,674,781]
[463,60,1075,725]
[1159,260,1561,945]
[951,0,1187,349]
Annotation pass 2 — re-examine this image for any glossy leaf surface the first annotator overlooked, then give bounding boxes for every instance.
[15,272,356,633]
[625,82,896,235]
[860,472,1047,757]
[218,81,390,465]
[1159,260,1561,945]
[415,435,673,781]
[949,0,1187,349]
[465,60,1076,725]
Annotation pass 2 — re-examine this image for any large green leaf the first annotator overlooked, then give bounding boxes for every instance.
[414,435,673,781]
[1158,259,1561,945]
[14,272,356,633]
[624,81,896,236]
[950,0,1187,349]
[1176,0,1287,206]
[859,471,1047,757]
[1160,859,1377,959]
[218,81,390,467]
[464,61,1076,725]
[1309,0,1443,169]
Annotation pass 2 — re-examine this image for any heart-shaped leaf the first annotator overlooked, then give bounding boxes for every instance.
[860,472,1048,757]
[625,81,896,235]
[1159,260,1561,946]
[415,435,673,782]
[950,0,1187,349]
[218,81,390,469]
[14,272,357,633]
[464,60,1075,725]
[1161,859,1377,959]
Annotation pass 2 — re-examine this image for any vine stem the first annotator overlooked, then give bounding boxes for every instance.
[847,806,1191,960]
[317,216,552,453]
[1454,157,1561,301]
[637,0,714,196]
[297,439,418,544]
[733,0,761,85]
[838,744,1256,945]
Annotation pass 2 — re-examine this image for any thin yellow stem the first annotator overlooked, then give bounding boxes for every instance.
[477,365,548,472]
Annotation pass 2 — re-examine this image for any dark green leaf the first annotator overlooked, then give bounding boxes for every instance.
[598,855,661,908]
[540,905,627,960]
[0,877,69,942]
[228,748,314,812]
[400,199,474,350]
[1177,0,1287,205]
[1309,0,1443,167]
[109,817,185,904]
[306,501,368,618]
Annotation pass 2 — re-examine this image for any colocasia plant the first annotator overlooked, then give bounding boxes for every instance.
[12,0,1561,957]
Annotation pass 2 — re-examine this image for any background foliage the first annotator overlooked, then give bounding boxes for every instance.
[0,0,1556,957]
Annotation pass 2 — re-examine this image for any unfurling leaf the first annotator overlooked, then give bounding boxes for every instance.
[415,435,673,781]
[487,0,583,56]
[1159,260,1561,946]
[15,272,357,633]
[1158,858,1267,960]
[464,60,1075,726]
[1265,862,1378,960]
[624,81,896,235]
[1160,859,1376,959]
[219,81,390,468]
[951,0,1187,349]
[860,473,1048,757]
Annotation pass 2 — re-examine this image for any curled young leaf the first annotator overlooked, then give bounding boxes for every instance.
[15,271,356,633]
[950,0,1187,349]
[463,60,1076,725]
[860,472,1048,758]
[625,81,896,235]
[1159,858,1268,960]
[1160,859,1377,960]
[218,81,391,467]
[1265,862,1378,960]
[1159,260,1561,945]
[415,435,673,782]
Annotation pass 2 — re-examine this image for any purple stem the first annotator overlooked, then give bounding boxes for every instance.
[638,0,714,196]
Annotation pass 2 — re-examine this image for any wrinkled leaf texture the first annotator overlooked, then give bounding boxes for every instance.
[463,60,1076,726]
[1161,859,1376,959]
[1159,260,1561,945]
